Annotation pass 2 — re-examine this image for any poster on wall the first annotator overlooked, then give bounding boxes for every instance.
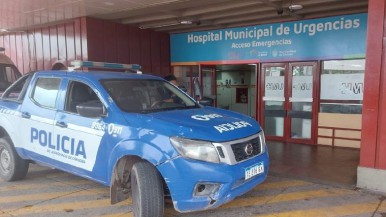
[170,13,367,63]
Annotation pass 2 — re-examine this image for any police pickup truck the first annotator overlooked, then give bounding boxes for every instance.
[0,61,269,217]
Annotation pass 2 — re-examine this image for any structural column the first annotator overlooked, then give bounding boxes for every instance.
[357,0,386,193]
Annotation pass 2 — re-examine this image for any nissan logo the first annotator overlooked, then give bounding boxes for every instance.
[244,143,253,155]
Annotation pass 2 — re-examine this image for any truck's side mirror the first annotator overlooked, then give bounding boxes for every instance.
[198,97,214,106]
[76,101,106,118]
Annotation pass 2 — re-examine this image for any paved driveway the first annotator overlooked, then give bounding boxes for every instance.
[0,164,385,217]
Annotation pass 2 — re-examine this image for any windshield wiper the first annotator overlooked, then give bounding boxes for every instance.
[146,105,198,113]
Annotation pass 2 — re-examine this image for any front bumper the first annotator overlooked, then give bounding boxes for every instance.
[157,150,269,212]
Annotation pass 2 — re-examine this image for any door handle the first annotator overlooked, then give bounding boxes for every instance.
[21,112,31,119]
[56,121,67,128]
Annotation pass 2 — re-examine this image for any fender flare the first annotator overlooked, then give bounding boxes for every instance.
[108,139,174,181]
[107,139,176,204]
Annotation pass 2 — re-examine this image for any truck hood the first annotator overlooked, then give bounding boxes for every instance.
[125,107,262,142]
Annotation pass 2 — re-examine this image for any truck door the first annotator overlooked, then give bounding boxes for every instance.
[53,80,107,180]
[19,76,61,158]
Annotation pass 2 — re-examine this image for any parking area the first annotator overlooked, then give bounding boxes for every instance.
[0,163,385,217]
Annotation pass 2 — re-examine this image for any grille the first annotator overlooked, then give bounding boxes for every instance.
[231,137,261,162]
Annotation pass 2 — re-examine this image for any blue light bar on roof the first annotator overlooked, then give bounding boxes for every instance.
[71,60,141,70]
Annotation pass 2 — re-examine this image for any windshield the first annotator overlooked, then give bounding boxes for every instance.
[101,79,199,113]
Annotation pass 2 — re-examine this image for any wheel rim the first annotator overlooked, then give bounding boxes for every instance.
[0,146,11,174]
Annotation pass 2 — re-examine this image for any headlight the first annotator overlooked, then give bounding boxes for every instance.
[258,130,266,153]
[170,137,220,163]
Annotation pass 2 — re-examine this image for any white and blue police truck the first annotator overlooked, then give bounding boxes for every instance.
[0,61,269,217]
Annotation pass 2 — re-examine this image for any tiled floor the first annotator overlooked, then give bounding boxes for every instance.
[267,141,360,186]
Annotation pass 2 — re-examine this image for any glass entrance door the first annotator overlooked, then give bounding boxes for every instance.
[199,65,217,106]
[262,64,286,138]
[288,62,316,143]
[261,62,317,144]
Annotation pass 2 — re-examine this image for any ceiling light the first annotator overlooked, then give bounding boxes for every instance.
[104,2,114,6]
[180,20,193,25]
[289,4,303,10]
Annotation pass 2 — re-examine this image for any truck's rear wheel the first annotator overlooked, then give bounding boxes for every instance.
[0,136,29,181]
[131,161,164,217]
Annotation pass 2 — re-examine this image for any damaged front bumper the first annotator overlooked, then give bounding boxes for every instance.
[157,150,269,212]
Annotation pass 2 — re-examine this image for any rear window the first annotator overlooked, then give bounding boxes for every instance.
[31,77,61,108]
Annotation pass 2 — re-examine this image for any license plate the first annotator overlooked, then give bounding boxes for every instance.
[245,162,264,180]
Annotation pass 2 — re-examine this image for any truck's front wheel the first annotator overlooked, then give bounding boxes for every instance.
[0,136,29,181]
[131,161,164,217]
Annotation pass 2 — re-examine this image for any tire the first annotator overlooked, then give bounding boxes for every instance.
[131,161,164,217]
[0,136,29,181]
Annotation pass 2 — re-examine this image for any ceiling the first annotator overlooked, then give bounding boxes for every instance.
[0,0,368,34]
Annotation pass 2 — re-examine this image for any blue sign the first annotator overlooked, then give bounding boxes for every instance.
[170,13,367,63]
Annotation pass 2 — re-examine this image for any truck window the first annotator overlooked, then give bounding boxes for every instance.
[1,74,31,100]
[65,81,100,114]
[31,78,61,108]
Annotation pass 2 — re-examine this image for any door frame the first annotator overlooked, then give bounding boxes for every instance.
[260,61,319,145]
[288,61,319,145]
[260,62,288,141]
